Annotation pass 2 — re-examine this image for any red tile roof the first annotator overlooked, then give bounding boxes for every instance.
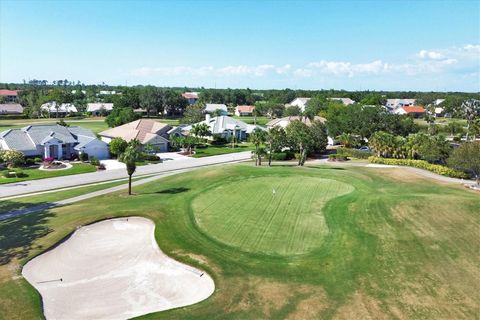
[237,105,255,113]
[182,92,199,99]
[402,106,425,113]
[0,89,18,96]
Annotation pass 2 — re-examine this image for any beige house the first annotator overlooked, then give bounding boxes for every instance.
[99,119,172,152]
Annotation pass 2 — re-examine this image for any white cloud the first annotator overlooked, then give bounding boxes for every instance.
[463,44,480,52]
[418,50,444,60]
[130,44,477,81]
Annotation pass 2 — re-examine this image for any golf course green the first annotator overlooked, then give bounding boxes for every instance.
[0,164,478,319]
[193,176,354,255]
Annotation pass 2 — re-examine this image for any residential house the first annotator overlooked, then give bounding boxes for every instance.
[0,89,19,103]
[327,97,356,105]
[183,115,261,141]
[182,92,199,105]
[204,103,228,115]
[41,102,78,117]
[266,116,336,145]
[394,106,426,117]
[0,125,109,159]
[266,116,326,129]
[235,105,255,116]
[385,99,416,112]
[0,103,23,114]
[286,97,311,112]
[99,119,172,152]
[86,103,114,116]
[432,99,446,117]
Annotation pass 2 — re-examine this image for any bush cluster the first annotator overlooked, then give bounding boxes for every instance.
[368,156,468,179]
[336,148,373,159]
[140,153,161,161]
[328,154,348,161]
[1,169,27,178]
[270,152,293,161]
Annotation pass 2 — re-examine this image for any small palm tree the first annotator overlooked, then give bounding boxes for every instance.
[119,139,141,195]
[249,129,267,166]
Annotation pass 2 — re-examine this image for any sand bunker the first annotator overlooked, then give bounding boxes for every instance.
[22,217,215,320]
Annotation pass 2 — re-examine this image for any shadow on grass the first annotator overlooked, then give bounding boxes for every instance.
[153,187,190,194]
[307,166,346,170]
[0,200,54,265]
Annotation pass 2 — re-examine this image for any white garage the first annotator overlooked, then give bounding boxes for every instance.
[75,138,110,160]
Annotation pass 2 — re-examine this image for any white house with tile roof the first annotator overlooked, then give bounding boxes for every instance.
[0,125,109,159]
[99,119,172,152]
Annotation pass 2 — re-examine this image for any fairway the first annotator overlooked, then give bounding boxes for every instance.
[193,177,354,255]
[1,164,479,319]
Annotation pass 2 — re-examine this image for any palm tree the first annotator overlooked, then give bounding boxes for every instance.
[337,133,359,148]
[119,139,140,195]
[249,129,267,166]
[191,123,211,140]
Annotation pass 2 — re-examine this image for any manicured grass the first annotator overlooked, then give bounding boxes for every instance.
[0,177,141,214]
[193,176,354,255]
[0,164,478,319]
[0,119,109,134]
[0,163,96,185]
[192,143,255,158]
[232,116,269,125]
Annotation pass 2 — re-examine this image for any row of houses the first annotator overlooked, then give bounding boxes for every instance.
[286,96,444,117]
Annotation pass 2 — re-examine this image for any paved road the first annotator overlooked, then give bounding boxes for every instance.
[0,151,252,198]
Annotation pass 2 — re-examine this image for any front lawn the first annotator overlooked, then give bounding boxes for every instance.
[0,164,478,319]
[0,163,96,185]
[232,116,269,125]
[191,143,255,158]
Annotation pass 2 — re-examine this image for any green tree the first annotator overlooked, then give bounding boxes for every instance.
[309,121,328,154]
[109,137,128,158]
[249,129,267,166]
[266,127,287,166]
[182,104,204,124]
[286,120,313,166]
[337,133,360,148]
[448,141,480,185]
[118,139,141,195]
[191,123,211,139]
[105,108,140,127]
[284,105,301,116]
[462,99,480,141]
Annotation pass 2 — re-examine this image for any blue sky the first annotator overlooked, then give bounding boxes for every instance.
[1,0,479,91]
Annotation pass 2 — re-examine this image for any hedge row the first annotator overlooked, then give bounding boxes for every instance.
[368,156,469,179]
[337,148,373,159]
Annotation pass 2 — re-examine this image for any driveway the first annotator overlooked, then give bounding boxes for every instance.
[100,159,126,170]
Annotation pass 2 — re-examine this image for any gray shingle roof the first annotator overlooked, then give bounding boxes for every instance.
[0,125,99,153]
[0,129,37,152]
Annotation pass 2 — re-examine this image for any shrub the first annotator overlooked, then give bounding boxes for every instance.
[337,148,373,159]
[109,137,128,157]
[2,169,27,178]
[140,153,160,161]
[33,157,42,163]
[25,158,36,165]
[270,152,288,161]
[368,156,468,179]
[79,152,89,162]
[90,157,100,166]
[329,154,348,161]
[43,156,54,163]
[2,150,25,168]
